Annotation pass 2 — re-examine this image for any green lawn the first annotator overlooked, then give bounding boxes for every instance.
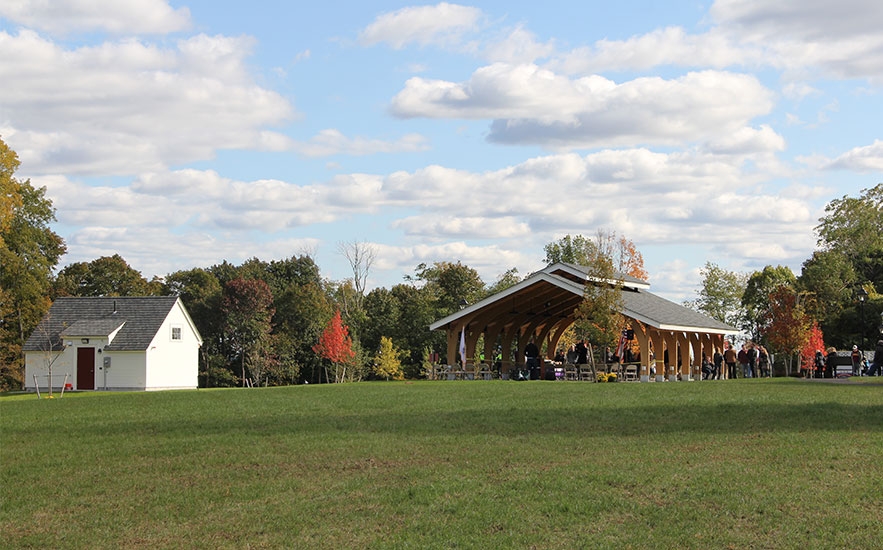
[2,379,881,549]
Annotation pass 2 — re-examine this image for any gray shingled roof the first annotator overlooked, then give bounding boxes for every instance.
[23,296,181,352]
[60,319,126,338]
[621,288,735,332]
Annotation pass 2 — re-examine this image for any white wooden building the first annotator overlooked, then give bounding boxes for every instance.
[23,296,202,391]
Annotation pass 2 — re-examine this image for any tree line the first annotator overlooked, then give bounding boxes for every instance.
[3,134,882,387]
[688,183,883,372]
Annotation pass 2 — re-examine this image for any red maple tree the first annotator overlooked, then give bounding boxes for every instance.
[312,310,355,383]
[800,321,825,376]
[762,285,812,376]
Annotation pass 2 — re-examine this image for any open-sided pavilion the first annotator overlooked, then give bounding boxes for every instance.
[429,263,737,382]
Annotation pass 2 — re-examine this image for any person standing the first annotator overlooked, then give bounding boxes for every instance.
[813,350,825,378]
[525,339,540,380]
[851,345,862,376]
[575,339,589,365]
[825,347,838,378]
[738,345,749,378]
[713,348,724,380]
[724,344,738,380]
[746,344,758,378]
[866,340,883,376]
[757,346,770,378]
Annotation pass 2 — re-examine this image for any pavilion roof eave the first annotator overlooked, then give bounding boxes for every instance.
[624,314,738,335]
[621,308,738,335]
[428,272,584,332]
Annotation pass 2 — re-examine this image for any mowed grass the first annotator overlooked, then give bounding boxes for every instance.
[2,379,882,549]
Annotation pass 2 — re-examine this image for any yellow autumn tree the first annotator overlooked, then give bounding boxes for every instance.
[373,336,404,381]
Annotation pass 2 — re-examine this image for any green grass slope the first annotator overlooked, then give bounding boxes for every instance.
[2,379,881,549]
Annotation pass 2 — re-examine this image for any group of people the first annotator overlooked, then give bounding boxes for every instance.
[553,340,592,366]
[806,339,883,378]
[701,342,770,380]
[536,336,883,381]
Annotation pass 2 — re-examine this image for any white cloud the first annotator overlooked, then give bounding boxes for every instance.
[391,65,774,149]
[807,140,883,173]
[0,0,191,35]
[373,241,536,285]
[0,30,294,175]
[34,137,823,296]
[549,26,749,74]
[538,1,883,81]
[706,125,786,155]
[710,0,883,81]
[482,25,556,64]
[710,0,883,43]
[291,129,429,157]
[782,82,820,101]
[392,215,531,239]
[359,2,482,49]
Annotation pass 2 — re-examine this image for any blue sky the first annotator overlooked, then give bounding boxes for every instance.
[2,0,881,301]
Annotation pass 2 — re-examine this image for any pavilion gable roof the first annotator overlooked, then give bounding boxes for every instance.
[429,262,736,335]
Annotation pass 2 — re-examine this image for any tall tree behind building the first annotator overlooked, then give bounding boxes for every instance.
[0,138,66,390]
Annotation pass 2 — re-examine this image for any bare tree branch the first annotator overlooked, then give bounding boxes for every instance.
[338,240,376,299]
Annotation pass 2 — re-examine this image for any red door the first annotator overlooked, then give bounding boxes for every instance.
[77,347,95,390]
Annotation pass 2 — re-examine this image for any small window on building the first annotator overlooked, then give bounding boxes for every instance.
[171,326,182,341]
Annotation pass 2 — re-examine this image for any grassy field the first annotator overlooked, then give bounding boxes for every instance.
[2,378,882,549]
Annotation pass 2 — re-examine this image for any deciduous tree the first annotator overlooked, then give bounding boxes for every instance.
[545,231,648,281]
[0,138,66,390]
[685,262,746,329]
[742,265,797,342]
[763,286,813,376]
[485,267,521,295]
[222,278,276,387]
[615,235,649,281]
[164,268,227,386]
[544,234,598,266]
[54,254,157,297]
[410,261,486,315]
[799,322,825,377]
[373,336,404,381]
[816,183,883,287]
[313,310,356,383]
[274,281,331,384]
[574,252,624,359]
[338,240,375,309]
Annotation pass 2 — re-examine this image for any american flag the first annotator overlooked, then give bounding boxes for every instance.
[459,326,466,367]
[615,330,628,361]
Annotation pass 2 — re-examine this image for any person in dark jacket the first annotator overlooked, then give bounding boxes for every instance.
[866,340,883,376]
[575,340,589,364]
[825,347,838,378]
[812,350,824,378]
